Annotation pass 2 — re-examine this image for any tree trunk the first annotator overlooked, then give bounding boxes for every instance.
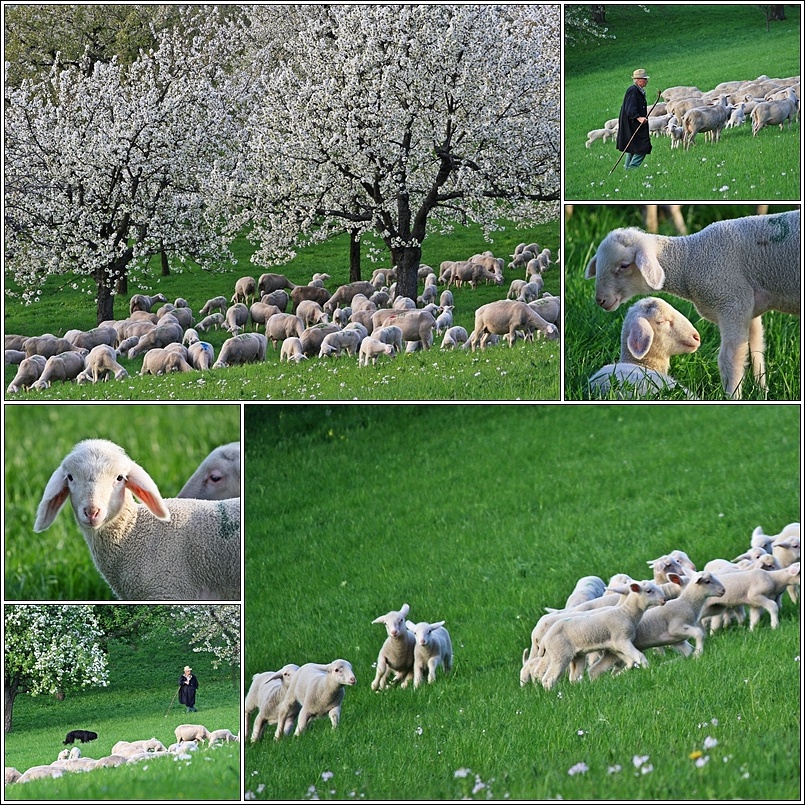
[349,229,362,283]
[95,270,116,325]
[5,675,18,733]
[769,5,785,21]
[160,249,170,277]
[392,245,422,301]
[590,5,606,25]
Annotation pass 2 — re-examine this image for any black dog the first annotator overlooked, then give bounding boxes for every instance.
[63,730,98,745]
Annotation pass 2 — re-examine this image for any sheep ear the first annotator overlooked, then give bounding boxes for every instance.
[405,620,416,631]
[667,573,684,586]
[125,463,171,521]
[584,256,597,279]
[430,621,445,631]
[33,467,71,532]
[400,603,410,617]
[629,581,642,593]
[634,243,665,289]
[626,317,655,360]
[371,615,384,625]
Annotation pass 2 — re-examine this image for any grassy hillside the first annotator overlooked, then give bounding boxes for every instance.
[3,618,240,801]
[243,404,800,801]
[564,4,801,200]
[4,218,560,401]
[563,204,801,400]
[3,404,241,600]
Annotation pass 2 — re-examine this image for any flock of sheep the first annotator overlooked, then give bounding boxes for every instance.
[5,724,239,785]
[5,242,560,396]
[586,73,800,151]
[520,522,800,690]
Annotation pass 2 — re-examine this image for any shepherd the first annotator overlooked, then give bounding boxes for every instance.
[178,665,199,713]
[616,68,655,170]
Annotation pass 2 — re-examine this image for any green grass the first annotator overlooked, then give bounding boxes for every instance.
[4,219,560,401]
[243,404,800,801]
[563,204,801,401]
[564,4,801,200]
[3,404,241,601]
[3,620,240,800]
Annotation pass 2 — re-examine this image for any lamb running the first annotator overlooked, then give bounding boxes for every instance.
[371,604,416,691]
[245,664,300,741]
[407,619,453,687]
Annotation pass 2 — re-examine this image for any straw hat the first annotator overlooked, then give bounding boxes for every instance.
[632,69,650,80]
[184,666,192,673]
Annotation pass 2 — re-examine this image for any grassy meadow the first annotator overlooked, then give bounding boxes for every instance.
[4,219,560,402]
[563,204,801,401]
[3,615,241,801]
[243,404,801,801]
[3,404,241,601]
[564,4,801,200]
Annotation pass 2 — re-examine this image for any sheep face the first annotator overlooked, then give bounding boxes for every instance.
[34,439,170,532]
[372,604,410,638]
[329,660,357,687]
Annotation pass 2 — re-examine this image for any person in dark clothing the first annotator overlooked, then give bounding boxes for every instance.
[178,665,199,713]
[617,69,652,169]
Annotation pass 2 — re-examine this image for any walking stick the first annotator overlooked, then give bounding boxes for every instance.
[609,90,662,175]
[164,686,180,717]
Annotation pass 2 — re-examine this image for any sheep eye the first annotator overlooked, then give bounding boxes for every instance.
[116,474,125,482]
[66,473,73,482]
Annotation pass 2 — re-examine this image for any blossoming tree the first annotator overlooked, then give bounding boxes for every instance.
[239,4,560,299]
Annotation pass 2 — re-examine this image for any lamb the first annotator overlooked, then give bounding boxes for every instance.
[319,329,364,358]
[469,300,559,350]
[274,660,356,739]
[231,276,257,305]
[76,345,129,384]
[359,336,396,366]
[280,337,308,364]
[168,741,198,754]
[208,729,239,746]
[174,724,211,743]
[588,297,701,399]
[7,354,48,393]
[563,576,607,610]
[751,89,799,136]
[30,351,88,390]
[199,296,228,316]
[725,101,746,128]
[585,210,800,398]
[434,307,454,335]
[535,580,666,691]
[245,664,300,741]
[33,439,240,600]
[188,341,216,371]
[369,325,403,355]
[213,333,268,368]
[178,442,240,500]
[440,326,469,350]
[129,293,167,315]
[516,279,544,304]
[585,127,615,147]
[266,313,305,348]
[225,303,250,335]
[196,313,226,332]
[140,347,193,375]
[407,619,453,687]
[371,604,416,691]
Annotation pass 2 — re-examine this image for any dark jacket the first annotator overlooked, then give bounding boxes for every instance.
[617,84,652,154]
[178,673,198,707]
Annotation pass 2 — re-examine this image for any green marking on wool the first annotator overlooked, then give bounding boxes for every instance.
[768,214,790,244]
[217,502,239,540]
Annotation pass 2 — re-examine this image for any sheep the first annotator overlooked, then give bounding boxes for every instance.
[140,347,194,376]
[296,299,329,328]
[174,724,211,743]
[199,296,228,316]
[434,306,454,335]
[406,620,453,687]
[290,285,332,313]
[225,303,250,335]
[280,336,308,364]
[178,442,240,500]
[249,302,282,330]
[371,309,437,350]
[258,273,296,296]
[261,289,291,312]
[516,279,544,304]
[469,300,559,350]
[187,341,216,371]
[588,297,701,399]
[585,127,615,147]
[324,281,377,314]
[129,293,167,315]
[213,333,268,368]
[231,276,257,305]
[112,738,167,755]
[681,96,731,149]
[371,604,416,691]
[440,325,469,350]
[66,326,118,351]
[75,345,129,384]
[93,754,128,768]
[127,319,183,357]
[26,352,85,391]
[585,210,800,398]
[319,329,363,358]
[359,337,396,366]
[370,325,404,355]
[5,348,26,365]
[266,313,305,349]
[563,576,607,610]
[274,659,356,739]
[528,295,561,328]
[536,581,666,690]
[208,729,239,746]
[196,313,226,332]
[725,101,746,128]
[507,279,528,300]
[33,439,240,600]
[246,664,300,742]
[162,306,193,329]
[23,334,83,359]
[751,89,799,136]
[701,563,800,631]
[17,765,65,783]
[168,741,198,754]
[300,323,341,357]
[5,767,22,784]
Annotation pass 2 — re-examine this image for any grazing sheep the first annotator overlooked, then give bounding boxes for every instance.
[274,660,356,739]
[33,439,240,600]
[93,754,129,768]
[213,333,268,368]
[168,741,198,754]
[585,210,800,398]
[140,347,194,376]
[187,341,216,371]
[199,296,228,316]
[266,313,305,349]
[231,276,257,305]
[17,765,64,783]
[296,300,329,328]
[178,442,240,500]
[359,336,396,366]
[258,273,296,296]
[751,89,799,136]
[23,334,82,359]
[440,325,469,350]
[407,619,453,687]
[469,300,559,350]
[5,348,26,365]
[324,281,377,315]
[371,604,416,691]
[26,351,85,391]
[7,355,48,394]
[290,285,332,313]
[208,729,239,746]
[681,96,731,149]
[67,326,118,351]
[280,336,308,364]
[585,127,616,147]
[588,297,701,399]
[434,307,454,335]
[127,319,183,357]
[300,323,341,357]
[246,664,300,741]
[129,293,167,315]
[536,581,666,690]
[76,345,129,384]
[319,329,363,358]
[196,313,226,332]
[249,302,282,330]
[224,303,250,335]
[371,309,437,350]
[112,738,166,755]
[516,279,544,304]
[174,724,211,743]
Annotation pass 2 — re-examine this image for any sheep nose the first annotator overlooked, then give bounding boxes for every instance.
[84,506,102,525]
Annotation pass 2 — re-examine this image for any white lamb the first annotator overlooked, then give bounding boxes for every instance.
[245,663,300,742]
[407,619,453,687]
[585,209,800,398]
[371,603,416,691]
[273,660,356,739]
[174,724,210,743]
[33,439,240,600]
[588,297,701,399]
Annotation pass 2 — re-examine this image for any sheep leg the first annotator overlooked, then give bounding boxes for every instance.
[748,598,779,629]
[587,651,621,680]
[608,641,649,669]
[250,712,266,743]
[717,317,753,399]
[371,658,389,691]
[748,316,767,390]
[427,657,440,682]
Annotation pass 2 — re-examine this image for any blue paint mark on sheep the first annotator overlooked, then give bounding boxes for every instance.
[217,501,239,540]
